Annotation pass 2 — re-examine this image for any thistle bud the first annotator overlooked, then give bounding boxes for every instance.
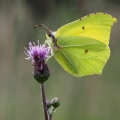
[51,97,60,108]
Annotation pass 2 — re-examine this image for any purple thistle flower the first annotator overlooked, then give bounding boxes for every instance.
[24,40,50,63]
[24,40,51,83]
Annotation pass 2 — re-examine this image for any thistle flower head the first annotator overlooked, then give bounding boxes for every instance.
[25,40,50,63]
[24,40,51,83]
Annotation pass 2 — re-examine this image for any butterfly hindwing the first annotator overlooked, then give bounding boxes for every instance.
[54,36,110,77]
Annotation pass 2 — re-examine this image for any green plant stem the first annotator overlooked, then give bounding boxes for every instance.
[49,114,53,120]
[41,83,48,120]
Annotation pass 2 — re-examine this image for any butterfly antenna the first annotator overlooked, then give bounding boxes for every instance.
[34,24,51,35]
[34,24,58,47]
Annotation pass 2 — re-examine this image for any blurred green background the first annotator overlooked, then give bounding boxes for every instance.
[0,0,120,120]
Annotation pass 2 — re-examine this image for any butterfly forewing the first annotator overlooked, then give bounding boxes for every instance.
[55,13,117,45]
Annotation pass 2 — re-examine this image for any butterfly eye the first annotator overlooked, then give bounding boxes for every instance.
[46,32,52,37]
